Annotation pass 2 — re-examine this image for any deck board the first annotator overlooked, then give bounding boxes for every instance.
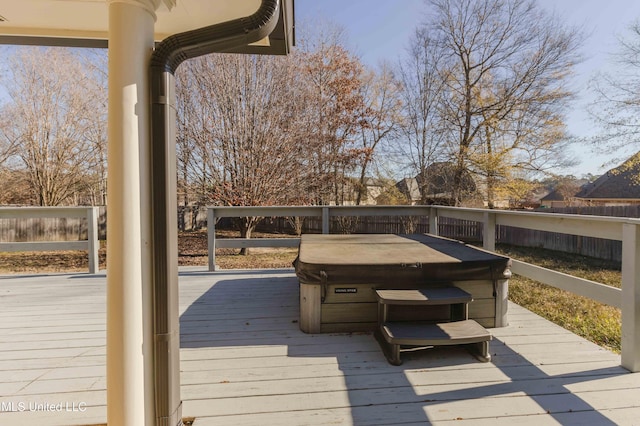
[0,268,637,425]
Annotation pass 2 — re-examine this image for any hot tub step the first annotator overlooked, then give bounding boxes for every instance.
[381,319,491,345]
[376,287,472,306]
[376,320,492,365]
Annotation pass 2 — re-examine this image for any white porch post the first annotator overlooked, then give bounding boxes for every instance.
[322,207,330,234]
[429,207,439,236]
[483,211,496,251]
[107,1,158,424]
[621,223,640,372]
[208,208,216,271]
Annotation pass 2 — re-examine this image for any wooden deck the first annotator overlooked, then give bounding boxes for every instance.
[0,268,639,425]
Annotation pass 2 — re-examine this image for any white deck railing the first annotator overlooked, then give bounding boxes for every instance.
[0,207,100,274]
[0,205,636,371]
[208,205,640,372]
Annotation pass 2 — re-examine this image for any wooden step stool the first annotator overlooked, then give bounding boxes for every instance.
[374,287,492,365]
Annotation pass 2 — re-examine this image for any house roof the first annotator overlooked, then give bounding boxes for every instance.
[417,162,477,197]
[363,177,386,187]
[396,177,421,201]
[575,153,640,200]
[540,189,565,202]
[540,179,589,202]
[395,163,479,204]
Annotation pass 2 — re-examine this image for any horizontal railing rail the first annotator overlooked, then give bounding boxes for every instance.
[208,204,639,372]
[207,205,432,270]
[0,207,100,274]
[429,206,631,305]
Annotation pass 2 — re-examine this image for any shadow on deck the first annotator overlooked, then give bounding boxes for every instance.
[178,270,635,425]
[0,269,637,425]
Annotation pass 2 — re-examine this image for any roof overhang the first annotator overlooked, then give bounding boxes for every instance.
[0,0,294,54]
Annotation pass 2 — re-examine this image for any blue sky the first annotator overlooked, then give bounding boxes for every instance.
[295,0,640,177]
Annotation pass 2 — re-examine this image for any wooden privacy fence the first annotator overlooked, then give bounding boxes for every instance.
[0,207,100,274]
[511,205,640,262]
[252,211,624,262]
[254,215,482,241]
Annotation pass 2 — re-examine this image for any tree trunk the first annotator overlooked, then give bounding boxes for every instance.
[238,217,258,256]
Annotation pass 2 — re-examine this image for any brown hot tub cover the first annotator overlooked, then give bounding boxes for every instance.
[294,234,511,285]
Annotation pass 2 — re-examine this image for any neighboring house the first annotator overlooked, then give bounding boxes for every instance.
[518,185,554,209]
[339,177,387,206]
[575,153,640,206]
[417,162,477,205]
[394,162,483,206]
[539,190,567,208]
[395,177,422,205]
[360,177,386,205]
[535,178,590,209]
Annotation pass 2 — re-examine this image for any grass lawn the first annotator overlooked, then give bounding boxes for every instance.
[0,231,622,352]
[497,244,621,353]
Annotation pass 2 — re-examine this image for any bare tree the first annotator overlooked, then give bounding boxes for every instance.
[553,175,583,207]
[353,62,402,205]
[299,42,368,205]
[176,52,310,251]
[413,0,581,205]
[175,63,202,231]
[470,74,576,207]
[77,50,109,206]
[0,112,18,167]
[396,27,449,203]
[588,21,640,160]
[0,47,106,206]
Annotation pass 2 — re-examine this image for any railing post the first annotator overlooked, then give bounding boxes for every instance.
[87,207,99,274]
[621,223,640,372]
[322,207,329,234]
[483,211,496,251]
[428,207,439,236]
[208,208,216,271]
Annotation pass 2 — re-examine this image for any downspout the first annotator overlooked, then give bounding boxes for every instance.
[148,1,280,425]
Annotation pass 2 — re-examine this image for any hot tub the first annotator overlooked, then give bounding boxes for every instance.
[294,234,511,333]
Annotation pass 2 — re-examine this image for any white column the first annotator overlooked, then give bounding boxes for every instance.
[208,208,216,271]
[621,223,640,372]
[429,207,439,236]
[483,211,496,251]
[322,207,329,234]
[87,206,99,274]
[107,1,158,424]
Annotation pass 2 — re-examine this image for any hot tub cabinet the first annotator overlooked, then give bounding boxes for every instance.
[294,234,511,334]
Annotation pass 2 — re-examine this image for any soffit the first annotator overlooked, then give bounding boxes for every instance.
[0,0,293,53]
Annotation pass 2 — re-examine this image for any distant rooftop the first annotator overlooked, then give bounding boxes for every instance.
[576,152,640,200]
